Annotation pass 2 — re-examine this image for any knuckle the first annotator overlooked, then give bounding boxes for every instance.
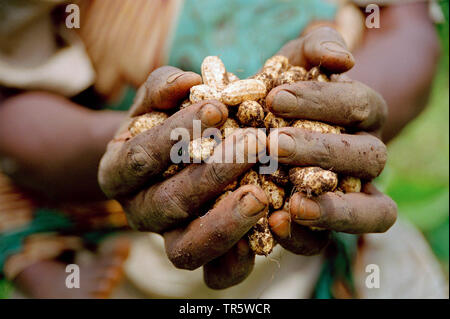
[153,186,189,225]
[206,164,231,187]
[323,192,351,226]
[126,144,159,177]
[122,187,186,234]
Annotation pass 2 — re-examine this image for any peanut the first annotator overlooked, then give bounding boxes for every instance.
[221,79,266,106]
[289,166,338,196]
[236,100,265,127]
[276,68,305,86]
[180,98,192,110]
[240,169,261,187]
[247,215,275,256]
[162,164,182,178]
[292,119,342,134]
[201,56,229,90]
[338,175,362,193]
[260,175,285,210]
[262,55,289,80]
[129,112,168,137]
[239,170,278,255]
[264,112,290,129]
[219,118,240,139]
[252,72,275,94]
[128,55,364,258]
[189,84,221,104]
[306,66,321,80]
[288,65,307,77]
[227,72,240,83]
[265,167,289,186]
[189,137,217,162]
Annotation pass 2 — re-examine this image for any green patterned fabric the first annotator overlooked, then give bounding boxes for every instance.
[313,232,359,299]
[0,209,119,278]
[0,209,73,275]
[169,0,336,78]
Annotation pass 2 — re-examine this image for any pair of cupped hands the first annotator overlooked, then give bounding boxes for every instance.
[98,27,397,289]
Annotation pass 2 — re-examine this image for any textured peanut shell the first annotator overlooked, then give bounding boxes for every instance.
[219,118,240,139]
[189,84,221,104]
[338,175,362,193]
[162,164,182,178]
[262,55,289,80]
[247,215,275,256]
[264,112,290,129]
[265,167,289,186]
[180,99,192,110]
[221,79,266,106]
[276,68,305,86]
[307,66,321,80]
[188,137,217,162]
[236,100,265,127]
[240,169,261,187]
[201,56,229,90]
[223,179,238,192]
[239,170,278,255]
[288,65,307,76]
[260,176,285,210]
[129,112,168,137]
[292,120,342,134]
[289,166,338,196]
[227,72,240,83]
[252,72,274,94]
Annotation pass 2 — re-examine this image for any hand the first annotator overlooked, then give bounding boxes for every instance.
[265,27,397,255]
[0,92,124,202]
[98,66,269,289]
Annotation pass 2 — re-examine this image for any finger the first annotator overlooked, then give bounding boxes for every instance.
[266,80,387,132]
[163,185,268,270]
[268,210,330,255]
[121,129,267,233]
[289,183,398,233]
[203,239,255,290]
[130,66,202,116]
[268,128,387,180]
[99,100,228,198]
[278,27,354,73]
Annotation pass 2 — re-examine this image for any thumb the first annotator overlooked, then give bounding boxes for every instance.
[278,26,355,74]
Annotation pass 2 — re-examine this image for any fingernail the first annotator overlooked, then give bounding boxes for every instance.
[277,133,295,157]
[236,239,251,256]
[199,103,225,126]
[271,90,297,113]
[291,196,321,220]
[321,41,349,55]
[166,72,187,84]
[268,212,291,239]
[239,192,266,217]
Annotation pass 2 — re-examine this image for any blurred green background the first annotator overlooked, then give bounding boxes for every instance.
[376,0,449,277]
[0,1,449,299]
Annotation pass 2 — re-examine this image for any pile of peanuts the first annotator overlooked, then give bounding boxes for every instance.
[129,55,361,256]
